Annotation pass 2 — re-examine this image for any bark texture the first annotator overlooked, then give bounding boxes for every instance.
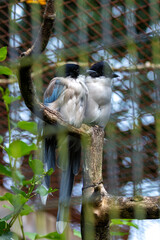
[81,127,111,240]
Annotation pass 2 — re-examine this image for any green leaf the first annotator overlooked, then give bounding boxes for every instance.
[0,164,12,177]
[46,168,54,176]
[22,178,33,186]
[25,232,61,240]
[20,204,34,216]
[25,232,37,240]
[36,232,61,239]
[0,66,12,76]
[73,229,81,238]
[110,231,128,236]
[36,185,57,197]
[36,185,48,197]
[13,170,25,183]
[2,205,14,211]
[0,193,28,211]
[0,135,3,144]
[111,219,138,229]
[0,231,19,240]
[3,95,21,105]
[0,221,10,235]
[122,220,138,229]
[29,159,44,175]
[0,212,14,222]
[0,47,7,62]
[0,87,4,94]
[111,219,125,225]
[3,169,26,185]
[0,166,24,183]
[11,186,26,197]
[17,121,38,135]
[5,140,37,158]
[48,187,58,194]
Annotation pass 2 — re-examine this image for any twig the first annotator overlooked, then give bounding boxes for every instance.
[18,215,26,240]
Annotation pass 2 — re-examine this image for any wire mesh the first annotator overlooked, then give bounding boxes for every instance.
[0,0,160,239]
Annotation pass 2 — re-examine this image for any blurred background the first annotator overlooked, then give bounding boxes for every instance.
[0,0,160,239]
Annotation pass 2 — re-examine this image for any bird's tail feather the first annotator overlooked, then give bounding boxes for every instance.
[56,137,81,233]
[56,165,74,234]
[41,136,56,205]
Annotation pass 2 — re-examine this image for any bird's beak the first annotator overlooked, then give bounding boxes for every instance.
[86,70,98,77]
[112,73,119,78]
[87,70,96,74]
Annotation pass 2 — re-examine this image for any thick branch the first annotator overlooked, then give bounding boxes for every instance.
[114,195,160,219]
[81,126,160,240]
[82,126,104,188]
[21,0,55,57]
[81,127,111,240]
[90,185,160,220]
[81,184,160,240]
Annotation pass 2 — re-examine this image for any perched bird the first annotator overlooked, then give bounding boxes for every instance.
[44,63,88,127]
[84,61,118,128]
[40,61,118,234]
[40,63,88,234]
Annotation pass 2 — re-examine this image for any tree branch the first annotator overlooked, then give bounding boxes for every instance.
[21,0,55,57]
[89,185,160,220]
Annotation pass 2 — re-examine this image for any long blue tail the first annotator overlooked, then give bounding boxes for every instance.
[56,137,81,234]
[43,136,56,187]
[39,120,81,232]
[39,121,56,205]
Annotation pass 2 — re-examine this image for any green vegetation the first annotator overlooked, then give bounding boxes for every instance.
[0,47,59,239]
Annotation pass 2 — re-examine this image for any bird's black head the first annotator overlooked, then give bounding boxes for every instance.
[66,63,80,78]
[55,63,80,79]
[87,61,118,78]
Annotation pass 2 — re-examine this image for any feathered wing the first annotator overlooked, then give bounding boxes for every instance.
[56,76,87,233]
[40,72,87,232]
[40,79,65,205]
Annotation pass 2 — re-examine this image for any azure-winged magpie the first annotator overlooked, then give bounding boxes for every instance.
[84,61,118,127]
[40,63,87,234]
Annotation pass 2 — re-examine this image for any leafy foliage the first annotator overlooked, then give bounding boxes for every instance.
[17,121,38,135]
[0,136,3,144]
[0,46,13,76]
[111,219,138,229]
[0,47,59,239]
[0,47,7,62]
[5,140,37,158]
[0,66,13,76]
[25,231,61,240]
[110,219,139,236]
[73,229,81,238]
[0,231,19,239]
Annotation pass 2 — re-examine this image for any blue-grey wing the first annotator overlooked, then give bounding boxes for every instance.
[40,78,65,194]
[44,79,65,105]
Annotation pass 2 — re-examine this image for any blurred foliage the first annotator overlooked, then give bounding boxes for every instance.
[0,1,160,239]
[0,47,59,239]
